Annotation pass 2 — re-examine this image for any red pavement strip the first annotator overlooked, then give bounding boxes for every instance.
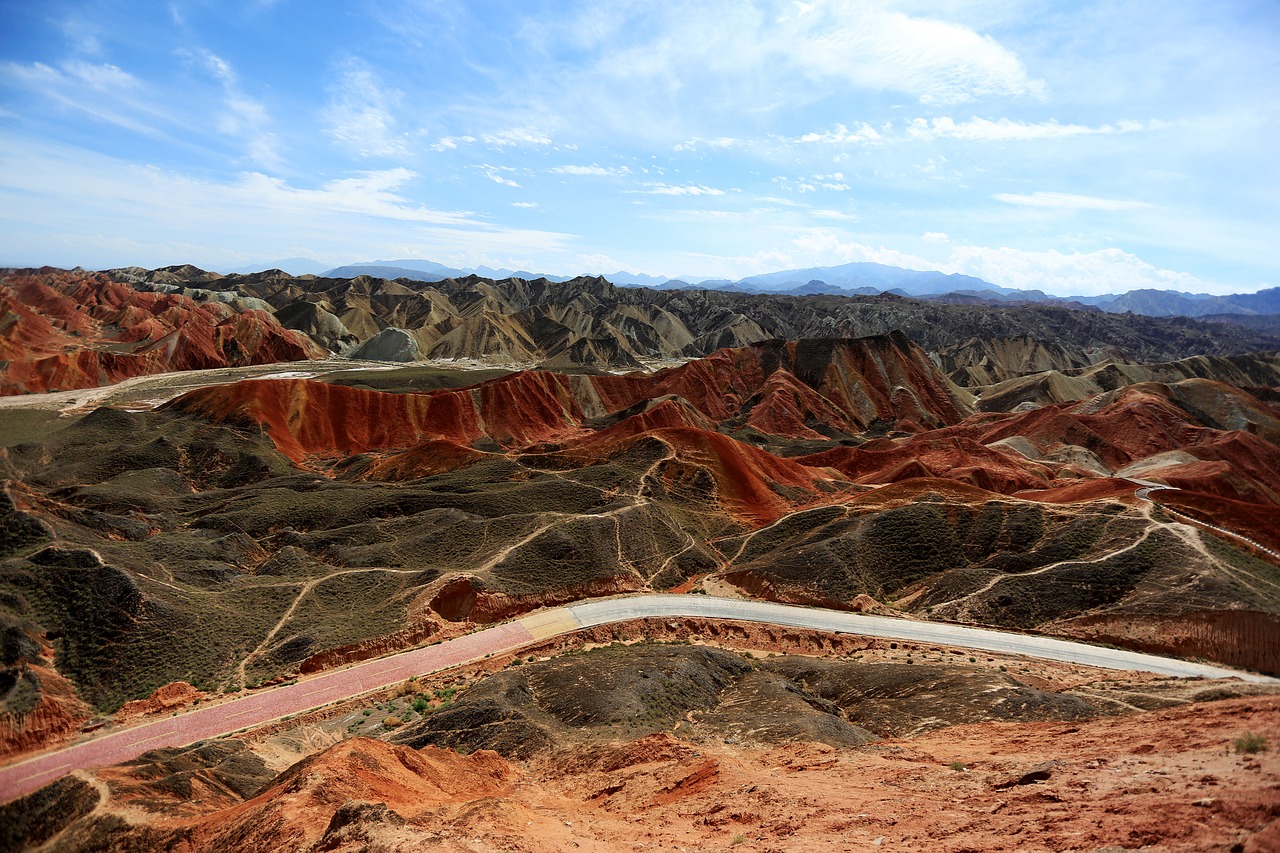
[0,620,535,804]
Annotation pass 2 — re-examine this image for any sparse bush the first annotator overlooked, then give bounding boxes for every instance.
[1234,732,1268,754]
[949,761,966,771]
[383,715,403,728]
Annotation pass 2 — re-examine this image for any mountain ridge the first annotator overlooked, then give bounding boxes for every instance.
[218,257,1280,320]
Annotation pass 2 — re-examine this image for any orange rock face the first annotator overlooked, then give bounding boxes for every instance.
[0,269,324,395]
[181,739,519,851]
[0,662,91,761]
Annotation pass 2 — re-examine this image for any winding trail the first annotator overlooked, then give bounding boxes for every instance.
[2,594,1274,806]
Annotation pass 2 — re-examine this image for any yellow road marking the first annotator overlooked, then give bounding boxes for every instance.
[519,609,581,640]
[16,763,71,784]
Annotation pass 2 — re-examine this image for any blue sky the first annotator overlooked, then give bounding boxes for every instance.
[1,1,1277,295]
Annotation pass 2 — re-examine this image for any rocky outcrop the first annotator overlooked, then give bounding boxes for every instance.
[345,327,421,362]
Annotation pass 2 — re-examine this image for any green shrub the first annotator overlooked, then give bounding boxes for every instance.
[1234,732,1268,754]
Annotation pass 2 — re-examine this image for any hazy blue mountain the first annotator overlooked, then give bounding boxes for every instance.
[1222,286,1280,314]
[732,261,995,296]
[1102,288,1279,317]
[605,270,672,287]
[366,259,458,273]
[322,264,463,281]
[228,257,329,275]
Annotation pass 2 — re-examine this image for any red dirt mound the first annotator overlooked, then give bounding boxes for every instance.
[358,439,491,481]
[0,662,91,760]
[1015,477,1138,504]
[116,682,206,723]
[548,425,840,524]
[799,435,1055,495]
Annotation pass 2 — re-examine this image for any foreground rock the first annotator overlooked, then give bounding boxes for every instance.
[8,690,1277,852]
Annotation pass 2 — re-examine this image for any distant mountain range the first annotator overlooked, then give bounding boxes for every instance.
[222,258,1279,321]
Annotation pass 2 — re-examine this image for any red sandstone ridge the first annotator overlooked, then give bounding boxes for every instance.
[0,269,324,395]
[591,334,975,437]
[166,333,974,463]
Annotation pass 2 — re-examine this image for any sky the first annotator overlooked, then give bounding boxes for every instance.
[0,1,1277,296]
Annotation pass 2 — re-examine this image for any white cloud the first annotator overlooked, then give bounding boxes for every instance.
[479,165,522,187]
[796,123,883,144]
[575,252,628,273]
[549,164,632,176]
[922,231,950,243]
[633,183,726,196]
[432,135,476,151]
[60,60,139,92]
[907,116,1149,142]
[0,138,576,268]
[323,60,411,158]
[481,128,552,147]
[992,191,1153,211]
[512,201,539,208]
[777,3,1046,104]
[811,209,859,221]
[696,229,1219,297]
[773,174,848,193]
[941,246,1210,296]
[519,3,1044,144]
[673,136,739,151]
[789,229,936,270]
[786,117,1157,148]
[191,50,281,170]
[0,59,169,137]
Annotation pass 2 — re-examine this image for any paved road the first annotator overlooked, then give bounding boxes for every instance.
[2,595,1274,804]
[1127,478,1280,562]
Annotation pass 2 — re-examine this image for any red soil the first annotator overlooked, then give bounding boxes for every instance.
[0,269,323,395]
[556,424,839,524]
[1052,609,1280,676]
[167,379,488,461]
